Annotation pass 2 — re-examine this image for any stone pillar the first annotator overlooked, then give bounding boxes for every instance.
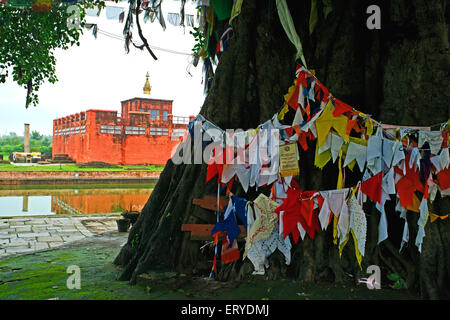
[22,196,29,212]
[24,123,30,153]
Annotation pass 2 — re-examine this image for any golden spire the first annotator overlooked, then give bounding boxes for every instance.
[143,72,151,95]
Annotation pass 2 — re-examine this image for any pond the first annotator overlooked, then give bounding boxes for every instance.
[0,184,154,217]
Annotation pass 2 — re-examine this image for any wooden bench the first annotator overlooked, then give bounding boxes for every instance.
[181,224,247,241]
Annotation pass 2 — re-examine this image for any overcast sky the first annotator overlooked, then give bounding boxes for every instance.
[0,0,205,136]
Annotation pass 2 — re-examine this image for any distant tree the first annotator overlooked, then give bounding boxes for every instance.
[31,130,42,140]
[0,131,52,154]
[10,136,21,145]
[0,0,106,107]
[0,145,14,154]
[42,136,52,147]
[40,146,52,155]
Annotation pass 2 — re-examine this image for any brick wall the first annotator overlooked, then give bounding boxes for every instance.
[52,98,191,165]
[0,171,161,185]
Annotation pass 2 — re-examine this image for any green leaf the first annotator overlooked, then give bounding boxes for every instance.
[0,1,102,107]
[322,0,333,19]
[309,0,318,35]
[387,273,401,281]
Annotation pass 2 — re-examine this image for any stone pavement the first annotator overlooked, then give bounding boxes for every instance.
[0,215,123,259]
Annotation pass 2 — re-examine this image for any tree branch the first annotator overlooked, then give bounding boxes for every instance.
[135,0,158,60]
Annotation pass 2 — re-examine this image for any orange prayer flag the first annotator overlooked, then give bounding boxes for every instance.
[305,103,311,120]
[292,125,301,136]
[406,193,421,213]
[212,232,220,244]
[430,213,449,223]
[287,85,300,110]
[346,119,357,135]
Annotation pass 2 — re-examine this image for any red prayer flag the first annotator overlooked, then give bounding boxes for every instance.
[333,98,353,117]
[206,149,227,184]
[285,127,294,136]
[292,126,309,151]
[394,154,426,207]
[221,233,240,264]
[361,171,383,204]
[437,168,450,190]
[442,130,449,148]
[316,79,330,102]
[296,69,307,88]
[206,162,223,183]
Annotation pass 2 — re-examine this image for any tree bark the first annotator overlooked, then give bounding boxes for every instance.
[114,0,450,299]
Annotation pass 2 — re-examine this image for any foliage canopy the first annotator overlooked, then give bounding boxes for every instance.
[0,1,105,107]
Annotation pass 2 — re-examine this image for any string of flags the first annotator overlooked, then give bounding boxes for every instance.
[181,64,450,276]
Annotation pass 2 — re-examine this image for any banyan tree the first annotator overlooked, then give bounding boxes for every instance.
[114,0,450,299]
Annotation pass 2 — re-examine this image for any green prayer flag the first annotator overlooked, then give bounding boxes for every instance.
[211,0,233,21]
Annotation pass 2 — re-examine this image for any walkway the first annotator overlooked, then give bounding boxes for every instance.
[0,215,122,259]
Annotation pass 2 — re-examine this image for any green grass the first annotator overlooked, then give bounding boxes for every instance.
[0,163,164,172]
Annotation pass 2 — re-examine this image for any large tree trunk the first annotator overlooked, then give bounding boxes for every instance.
[114,0,450,299]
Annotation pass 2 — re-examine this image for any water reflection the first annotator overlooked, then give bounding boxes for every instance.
[0,185,153,217]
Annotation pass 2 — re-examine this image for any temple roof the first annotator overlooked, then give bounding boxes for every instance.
[120,97,174,103]
[143,72,151,95]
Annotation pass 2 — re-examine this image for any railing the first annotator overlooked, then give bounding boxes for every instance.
[172,116,190,125]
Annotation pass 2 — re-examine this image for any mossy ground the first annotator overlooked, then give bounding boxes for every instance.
[0,233,418,300]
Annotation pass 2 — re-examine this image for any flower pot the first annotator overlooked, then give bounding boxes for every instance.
[116,219,130,232]
[121,211,140,226]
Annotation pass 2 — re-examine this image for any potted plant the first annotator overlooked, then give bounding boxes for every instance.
[121,204,141,226]
[116,218,130,232]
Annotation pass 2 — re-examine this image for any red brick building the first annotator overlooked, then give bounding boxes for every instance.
[52,97,193,165]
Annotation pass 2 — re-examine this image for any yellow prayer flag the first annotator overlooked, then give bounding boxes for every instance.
[315,100,349,148]
[283,81,297,103]
[337,149,344,189]
[365,118,374,137]
[314,140,331,169]
[278,103,290,121]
